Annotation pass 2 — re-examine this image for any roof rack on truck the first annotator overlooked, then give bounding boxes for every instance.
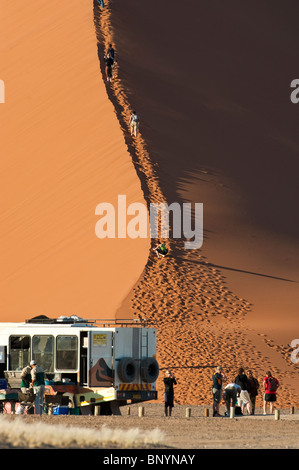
[25,315,156,327]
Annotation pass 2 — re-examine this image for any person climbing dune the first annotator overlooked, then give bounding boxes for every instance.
[153,241,168,258]
[129,111,140,137]
[105,44,116,77]
[104,53,114,82]
[106,44,115,61]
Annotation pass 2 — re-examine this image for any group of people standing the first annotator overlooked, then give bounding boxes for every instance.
[163,366,280,418]
[212,366,279,417]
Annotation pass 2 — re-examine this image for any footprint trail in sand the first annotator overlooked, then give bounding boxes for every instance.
[93,2,299,406]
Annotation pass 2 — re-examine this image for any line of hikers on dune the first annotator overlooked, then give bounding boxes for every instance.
[103,40,169,260]
[103,45,141,139]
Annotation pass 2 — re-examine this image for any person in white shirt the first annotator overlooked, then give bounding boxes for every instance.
[129,111,140,137]
[224,383,241,415]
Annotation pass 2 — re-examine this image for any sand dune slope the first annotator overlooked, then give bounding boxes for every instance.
[100,0,299,406]
[0,0,149,321]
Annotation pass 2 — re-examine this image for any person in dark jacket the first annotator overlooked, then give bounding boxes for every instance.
[235,367,252,415]
[247,370,259,415]
[163,370,177,416]
[104,53,114,82]
[212,366,225,417]
[106,44,115,61]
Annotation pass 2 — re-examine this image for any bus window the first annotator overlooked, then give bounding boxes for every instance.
[9,336,30,371]
[56,335,78,370]
[32,335,54,373]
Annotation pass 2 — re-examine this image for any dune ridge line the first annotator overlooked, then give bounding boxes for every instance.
[93,1,299,407]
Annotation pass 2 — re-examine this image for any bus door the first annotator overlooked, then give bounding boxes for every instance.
[88,331,113,387]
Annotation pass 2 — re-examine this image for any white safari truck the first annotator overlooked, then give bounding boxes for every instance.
[0,316,159,415]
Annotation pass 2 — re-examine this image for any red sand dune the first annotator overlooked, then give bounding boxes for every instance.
[1,0,299,406]
[0,0,149,321]
[106,0,299,406]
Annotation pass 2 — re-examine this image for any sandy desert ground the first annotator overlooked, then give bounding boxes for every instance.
[0,403,299,449]
[1,0,299,440]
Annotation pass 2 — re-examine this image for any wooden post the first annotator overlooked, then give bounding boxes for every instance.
[138,406,144,417]
[186,407,191,417]
[127,407,131,415]
[94,405,100,416]
[204,408,209,417]
[290,406,294,415]
[230,406,235,419]
[275,409,280,420]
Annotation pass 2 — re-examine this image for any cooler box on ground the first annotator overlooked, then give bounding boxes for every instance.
[53,406,69,415]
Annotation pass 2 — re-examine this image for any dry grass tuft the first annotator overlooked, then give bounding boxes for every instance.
[0,416,166,448]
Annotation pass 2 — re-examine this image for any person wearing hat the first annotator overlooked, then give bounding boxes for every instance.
[20,364,32,394]
[30,360,45,415]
